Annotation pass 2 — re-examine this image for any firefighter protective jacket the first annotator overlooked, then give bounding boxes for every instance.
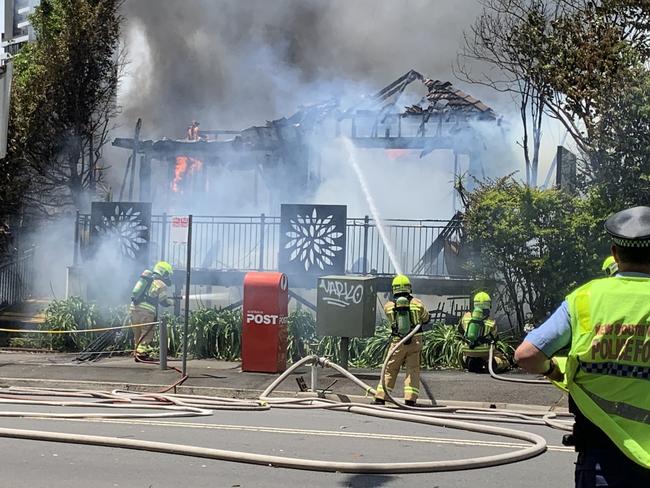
[384,296,430,337]
[131,269,173,314]
[460,312,497,352]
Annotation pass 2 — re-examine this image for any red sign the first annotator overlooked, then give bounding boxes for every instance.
[241,272,289,373]
[170,216,189,245]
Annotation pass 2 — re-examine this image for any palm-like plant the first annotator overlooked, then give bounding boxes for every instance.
[42,297,99,351]
[287,310,317,362]
[421,323,465,368]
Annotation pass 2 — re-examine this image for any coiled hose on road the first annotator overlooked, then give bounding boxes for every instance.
[485,344,572,432]
[0,332,573,474]
[487,344,550,385]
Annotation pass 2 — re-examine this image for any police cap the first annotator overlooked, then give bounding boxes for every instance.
[604,206,650,248]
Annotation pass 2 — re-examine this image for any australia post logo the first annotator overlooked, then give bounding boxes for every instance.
[245,310,288,326]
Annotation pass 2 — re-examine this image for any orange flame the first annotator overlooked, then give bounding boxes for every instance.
[172,156,203,193]
[385,149,415,160]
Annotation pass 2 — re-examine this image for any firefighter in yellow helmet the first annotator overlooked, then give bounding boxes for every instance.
[602,255,618,277]
[130,261,174,360]
[459,292,509,373]
[372,275,430,406]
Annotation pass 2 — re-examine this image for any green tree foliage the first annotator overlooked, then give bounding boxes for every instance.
[463,177,605,329]
[464,0,650,207]
[588,69,650,207]
[8,0,123,215]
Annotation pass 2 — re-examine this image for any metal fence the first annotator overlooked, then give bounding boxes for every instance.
[0,247,35,311]
[77,214,461,277]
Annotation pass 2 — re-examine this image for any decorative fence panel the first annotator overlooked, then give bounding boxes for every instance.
[77,214,461,277]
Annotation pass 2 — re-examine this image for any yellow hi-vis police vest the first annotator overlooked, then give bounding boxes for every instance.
[566,276,650,468]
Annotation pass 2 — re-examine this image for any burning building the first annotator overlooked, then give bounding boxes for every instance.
[112,70,502,210]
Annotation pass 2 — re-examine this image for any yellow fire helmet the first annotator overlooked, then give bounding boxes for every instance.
[391,274,412,295]
[602,256,618,276]
[473,291,492,310]
[153,261,174,281]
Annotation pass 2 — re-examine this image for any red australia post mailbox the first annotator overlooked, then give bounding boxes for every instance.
[241,272,289,373]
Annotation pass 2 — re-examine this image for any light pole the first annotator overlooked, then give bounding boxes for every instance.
[0,61,11,160]
[1,0,40,159]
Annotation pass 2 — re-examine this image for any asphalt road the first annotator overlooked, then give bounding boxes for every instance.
[0,400,575,488]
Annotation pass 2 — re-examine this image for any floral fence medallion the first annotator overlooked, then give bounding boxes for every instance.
[280,204,347,275]
[90,202,152,262]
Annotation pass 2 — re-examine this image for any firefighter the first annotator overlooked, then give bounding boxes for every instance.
[372,275,430,406]
[516,206,650,486]
[187,120,200,141]
[602,255,618,276]
[459,292,509,373]
[130,261,174,360]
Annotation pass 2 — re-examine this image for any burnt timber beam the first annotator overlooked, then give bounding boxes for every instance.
[112,137,278,159]
[113,137,153,152]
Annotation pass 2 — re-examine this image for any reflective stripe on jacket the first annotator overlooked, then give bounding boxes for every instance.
[384,297,430,335]
[566,276,650,468]
[131,271,172,314]
[460,312,496,352]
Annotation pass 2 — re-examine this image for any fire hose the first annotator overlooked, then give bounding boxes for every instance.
[0,382,550,473]
[0,324,571,474]
[0,320,190,393]
[484,345,572,432]
[487,344,552,385]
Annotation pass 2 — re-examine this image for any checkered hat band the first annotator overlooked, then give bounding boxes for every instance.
[581,361,650,380]
[612,237,650,247]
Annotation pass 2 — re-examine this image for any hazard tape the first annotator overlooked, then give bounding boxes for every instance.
[0,321,160,335]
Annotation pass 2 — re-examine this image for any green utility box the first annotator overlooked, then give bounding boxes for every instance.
[316,275,377,337]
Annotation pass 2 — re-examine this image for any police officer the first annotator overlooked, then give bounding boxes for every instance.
[515,206,650,486]
[372,275,430,406]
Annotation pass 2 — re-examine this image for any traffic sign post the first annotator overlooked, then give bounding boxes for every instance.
[181,215,192,377]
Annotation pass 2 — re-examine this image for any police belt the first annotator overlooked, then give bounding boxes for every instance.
[567,396,618,452]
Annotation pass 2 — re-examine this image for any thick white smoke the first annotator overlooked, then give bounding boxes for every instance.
[117,0,493,134]
[106,0,535,220]
[32,0,564,303]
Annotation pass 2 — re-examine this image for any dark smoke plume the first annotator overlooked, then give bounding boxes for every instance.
[118,0,488,137]
[107,0,529,221]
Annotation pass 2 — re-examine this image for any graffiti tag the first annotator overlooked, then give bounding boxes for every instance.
[319,279,364,308]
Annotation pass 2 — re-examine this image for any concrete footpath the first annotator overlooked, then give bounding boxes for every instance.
[0,351,569,411]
